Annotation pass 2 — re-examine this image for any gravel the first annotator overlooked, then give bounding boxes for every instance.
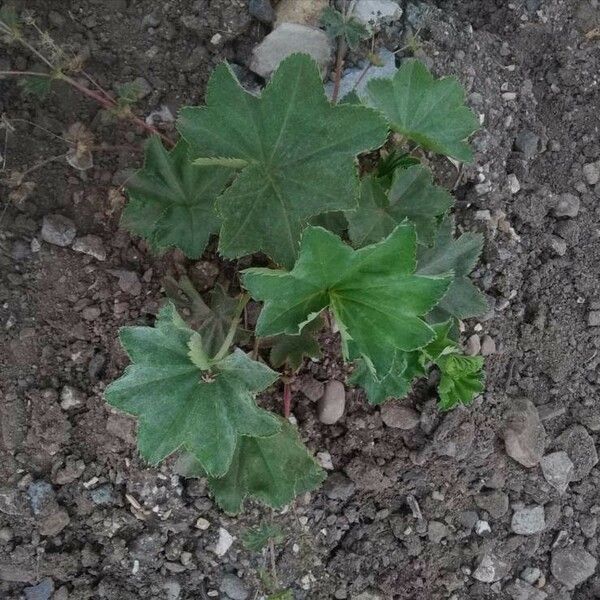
[511,505,545,535]
[550,547,597,589]
[41,214,77,247]
[504,398,546,467]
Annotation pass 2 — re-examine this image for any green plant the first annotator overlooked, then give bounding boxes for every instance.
[103,53,485,514]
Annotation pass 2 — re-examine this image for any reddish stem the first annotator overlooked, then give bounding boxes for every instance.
[283,380,292,418]
[331,37,347,104]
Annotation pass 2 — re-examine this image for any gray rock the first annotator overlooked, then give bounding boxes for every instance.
[299,374,324,402]
[318,380,346,424]
[505,579,547,600]
[580,514,597,538]
[511,506,545,535]
[465,334,481,356]
[475,491,509,519]
[540,451,574,494]
[514,130,540,159]
[553,193,580,218]
[480,335,497,355]
[549,236,567,256]
[380,403,419,430]
[427,520,450,543]
[220,574,249,600]
[90,484,115,506]
[433,410,474,460]
[472,553,511,583]
[250,23,332,79]
[583,161,600,185]
[551,547,597,589]
[520,566,542,584]
[163,582,181,600]
[275,0,328,27]
[71,235,107,261]
[37,508,70,536]
[323,472,355,500]
[458,510,479,530]
[28,481,55,515]
[111,270,142,296]
[353,0,403,30]
[41,214,77,247]
[555,425,598,481]
[60,385,86,410]
[588,311,600,327]
[249,0,275,23]
[504,398,546,467]
[24,578,54,600]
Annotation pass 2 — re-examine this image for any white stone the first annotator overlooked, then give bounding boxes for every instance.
[353,0,402,30]
[213,527,234,556]
[540,451,573,494]
[511,505,545,535]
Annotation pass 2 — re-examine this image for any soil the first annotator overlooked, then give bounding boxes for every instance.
[2,0,600,599]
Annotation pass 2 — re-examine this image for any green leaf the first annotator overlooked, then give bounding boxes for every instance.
[349,350,425,405]
[347,166,453,248]
[105,303,280,477]
[268,592,294,600]
[187,332,211,370]
[243,224,452,376]
[18,75,52,99]
[417,216,487,319]
[242,523,285,552]
[269,316,323,371]
[436,354,485,411]
[205,420,325,513]
[309,211,348,237]
[376,150,420,188]
[321,6,370,50]
[121,136,233,259]
[365,59,479,162]
[177,53,389,268]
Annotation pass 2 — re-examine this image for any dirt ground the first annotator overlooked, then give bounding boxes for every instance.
[2,0,600,598]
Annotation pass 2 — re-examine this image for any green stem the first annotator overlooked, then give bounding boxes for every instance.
[213,293,250,362]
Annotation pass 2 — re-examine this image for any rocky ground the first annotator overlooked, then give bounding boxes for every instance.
[2,0,600,598]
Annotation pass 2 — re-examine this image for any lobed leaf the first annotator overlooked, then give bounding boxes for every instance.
[365,59,479,162]
[121,137,233,259]
[437,354,485,411]
[268,317,323,372]
[177,53,389,268]
[105,303,280,477]
[321,6,370,50]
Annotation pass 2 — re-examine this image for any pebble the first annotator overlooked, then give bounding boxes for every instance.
[587,311,600,327]
[0,527,13,543]
[38,508,70,536]
[323,472,355,500]
[551,547,597,589]
[299,375,324,402]
[219,574,249,600]
[548,236,567,256]
[71,235,107,261]
[213,527,234,556]
[111,270,142,296]
[514,130,540,159]
[427,520,450,543]
[466,334,481,356]
[164,582,181,600]
[195,517,210,530]
[249,0,275,23]
[475,520,491,536]
[508,173,521,194]
[472,553,511,583]
[480,335,496,356]
[24,578,54,600]
[540,452,574,494]
[41,214,77,247]
[317,380,346,424]
[555,425,598,481]
[353,0,403,30]
[552,193,580,218]
[433,410,474,460]
[505,579,547,600]
[503,398,546,467]
[275,0,327,27]
[28,481,55,515]
[475,490,509,519]
[90,483,115,506]
[380,403,420,429]
[60,385,86,410]
[582,161,600,185]
[249,23,332,79]
[520,566,542,584]
[511,505,545,535]
[82,306,101,321]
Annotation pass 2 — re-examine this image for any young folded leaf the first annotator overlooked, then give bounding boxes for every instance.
[177,53,389,268]
[121,137,233,258]
[347,165,453,248]
[105,303,280,478]
[436,354,485,411]
[243,224,452,377]
[365,59,479,162]
[417,216,487,320]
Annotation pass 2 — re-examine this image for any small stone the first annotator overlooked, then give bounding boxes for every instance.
[551,547,597,589]
[38,508,70,536]
[511,506,545,535]
[514,130,540,159]
[475,520,491,536]
[504,398,546,467]
[555,425,598,481]
[508,173,521,194]
[433,410,474,460]
[465,334,481,356]
[540,452,574,494]
[316,451,334,470]
[480,335,496,356]
[580,514,597,538]
[28,481,55,515]
[588,311,600,327]
[583,161,600,185]
[53,456,86,485]
[472,554,511,583]
[213,527,234,556]
[117,270,142,296]
[475,490,509,519]
[299,374,324,402]
[0,527,13,543]
[458,510,479,530]
[553,193,580,218]
[427,520,449,544]
[164,582,181,600]
[90,484,115,506]
[219,574,249,600]
[82,306,101,321]
[41,214,77,247]
[275,0,327,27]
[505,579,547,600]
[323,472,355,500]
[380,403,419,430]
[71,235,107,261]
[195,517,210,530]
[249,0,275,23]
[317,380,346,424]
[548,236,567,256]
[250,23,332,79]
[24,578,54,600]
[60,385,85,410]
[520,566,542,584]
[353,0,403,30]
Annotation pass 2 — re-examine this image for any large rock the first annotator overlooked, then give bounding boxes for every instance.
[554,425,598,481]
[551,547,597,589]
[504,399,546,467]
[250,23,332,79]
